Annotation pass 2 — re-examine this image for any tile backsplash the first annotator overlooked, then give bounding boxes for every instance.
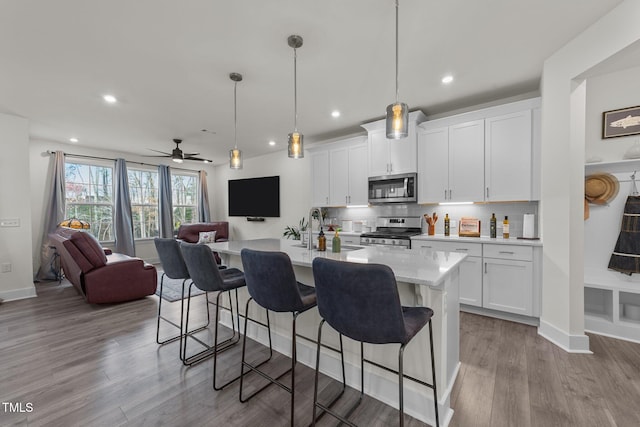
[324,202,539,238]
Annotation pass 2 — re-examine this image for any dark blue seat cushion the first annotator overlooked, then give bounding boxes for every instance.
[312,257,433,345]
[241,248,317,313]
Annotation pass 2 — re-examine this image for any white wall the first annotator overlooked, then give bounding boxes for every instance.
[540,0,640,352]
[586,64,640,162]
[0,113,36,301]
[212,149,311,241]
[29,139,216,271]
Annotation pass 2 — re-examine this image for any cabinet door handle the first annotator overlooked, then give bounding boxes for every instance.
[486,187,489,198]
[389,163,393,172]
[455,248,468,251]
[484,262,487,274]
[326,197,328,204]
[499,251,515,255]
[346,196,348,204]
[349,195,351,203]
[421,245,432,249]
[444,189,447,200]
[449,189,452,199]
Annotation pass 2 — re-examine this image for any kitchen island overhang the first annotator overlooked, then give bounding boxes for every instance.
[208,238,465,426]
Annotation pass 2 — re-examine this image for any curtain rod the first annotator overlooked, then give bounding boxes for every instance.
[46,150,207,174]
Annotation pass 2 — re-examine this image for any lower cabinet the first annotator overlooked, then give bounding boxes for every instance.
[412,240,537,317]
[483,244,534,316]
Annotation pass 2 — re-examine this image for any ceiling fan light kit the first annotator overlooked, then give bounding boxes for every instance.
[385,0,409,140]
[229,72,243,170]
[287,34,304,159]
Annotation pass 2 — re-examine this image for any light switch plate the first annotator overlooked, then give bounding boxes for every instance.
[0,218,20,227]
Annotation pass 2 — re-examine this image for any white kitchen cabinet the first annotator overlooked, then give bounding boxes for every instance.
[485,110,532,201]
[310,150,329,207]
[483,244,533,316]
[417,120,484,203]
[412,240,483,307]
[418,98,540,204]
[329,142,368,206]
[362,111,426,177]
[310,136,367,207]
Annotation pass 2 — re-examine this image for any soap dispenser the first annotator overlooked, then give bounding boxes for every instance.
[332,230,341,253]
[318,227,326,251]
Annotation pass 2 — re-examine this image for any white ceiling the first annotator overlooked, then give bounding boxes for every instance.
[0,0,623,165]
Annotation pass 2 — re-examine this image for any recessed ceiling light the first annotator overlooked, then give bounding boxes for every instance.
[103,94,117,103]
[331,110,341,118]
[69,137,79,143]
[269,140,276,146]
[441,75,454,84]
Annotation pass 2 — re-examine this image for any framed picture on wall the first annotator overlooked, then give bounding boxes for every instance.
[603,105,640,139]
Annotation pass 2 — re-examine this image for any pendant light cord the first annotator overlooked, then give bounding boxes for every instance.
[293,47,298,132]
[395,0,399,104]
[234,81,238,149]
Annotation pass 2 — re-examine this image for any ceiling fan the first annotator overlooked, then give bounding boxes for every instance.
[145,139,211,163]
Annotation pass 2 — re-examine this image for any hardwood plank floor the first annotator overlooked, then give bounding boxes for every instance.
[2,280,640,426]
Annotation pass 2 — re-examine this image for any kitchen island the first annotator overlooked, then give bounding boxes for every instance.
[208,238,466,426]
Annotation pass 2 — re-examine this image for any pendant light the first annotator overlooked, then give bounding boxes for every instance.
[287,35,304,159]
[229,72,243,169]
[385,0,409,139]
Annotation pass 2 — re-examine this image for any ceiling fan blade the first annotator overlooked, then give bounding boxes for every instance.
[147,148,172,155]
[184,155,211,162]
[141,155,171,158]
[184,152,200,156]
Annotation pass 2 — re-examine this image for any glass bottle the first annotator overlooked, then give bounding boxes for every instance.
[318,227,326,251]
[444,214,450,236]
[332,230,341,253]
[490,213,497,238]
[503,216,509,239]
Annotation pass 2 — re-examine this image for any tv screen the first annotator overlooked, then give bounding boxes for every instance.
[228,176,280,217]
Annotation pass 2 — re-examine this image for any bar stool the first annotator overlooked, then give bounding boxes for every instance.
[179,242,246,390]
[311,257,439,427]
[154,238,210,345]
[239,248,317,427]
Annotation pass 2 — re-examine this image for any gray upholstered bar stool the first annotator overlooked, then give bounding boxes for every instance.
[154,238,210,345]
[239,248,317,427]
[311,257,439,427]
[180,242,246,390]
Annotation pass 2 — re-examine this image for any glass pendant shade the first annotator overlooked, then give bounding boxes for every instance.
[385,102,409,139]
[287,132,304,158]
[229,148,243,169]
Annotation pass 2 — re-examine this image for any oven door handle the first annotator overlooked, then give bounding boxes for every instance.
[403,177,408,197]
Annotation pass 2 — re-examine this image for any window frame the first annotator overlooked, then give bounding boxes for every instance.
[171,170,199,230]
[127,166,160,241]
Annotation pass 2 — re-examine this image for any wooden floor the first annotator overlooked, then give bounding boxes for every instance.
[1,281,640,427]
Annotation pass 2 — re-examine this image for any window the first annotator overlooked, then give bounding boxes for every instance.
[172,172,198,229]
[128,168,159,239]
[64,162,114,241]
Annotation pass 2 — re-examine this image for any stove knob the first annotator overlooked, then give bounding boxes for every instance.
[392,240,396,245]
[381,239,386,245]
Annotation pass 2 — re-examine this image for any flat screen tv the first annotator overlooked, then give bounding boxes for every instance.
[228,175,280,218]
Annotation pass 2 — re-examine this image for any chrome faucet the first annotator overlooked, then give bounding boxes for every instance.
[307,207,324,250]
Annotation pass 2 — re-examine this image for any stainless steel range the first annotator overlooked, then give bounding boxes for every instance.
[359,216,422,249]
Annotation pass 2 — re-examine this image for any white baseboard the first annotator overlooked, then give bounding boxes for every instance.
[538,319,592,353]
[0,285,37,302]
[219,310,450,427]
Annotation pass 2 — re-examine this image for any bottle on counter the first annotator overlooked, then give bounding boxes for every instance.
[332,230,341,253]
[318,227,326,251]
[490,213,497,238]
[444,213,450,236]
[503,216,509,239]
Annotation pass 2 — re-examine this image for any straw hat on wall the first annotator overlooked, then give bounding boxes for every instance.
[584,172,620,219]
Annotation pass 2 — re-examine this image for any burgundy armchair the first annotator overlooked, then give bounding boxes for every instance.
[49,227,157,304]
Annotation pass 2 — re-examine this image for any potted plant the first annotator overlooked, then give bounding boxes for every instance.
[283,217,308,240]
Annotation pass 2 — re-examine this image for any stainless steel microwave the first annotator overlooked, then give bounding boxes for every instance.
[368,172,417,204]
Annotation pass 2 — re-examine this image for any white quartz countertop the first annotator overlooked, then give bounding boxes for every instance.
[208,238,466,289]
[412,234,543,246]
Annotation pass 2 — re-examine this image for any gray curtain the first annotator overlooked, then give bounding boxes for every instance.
[36,151,66,281]
[114,158,135,256]
[198,170,211,222]
[158,164,174,238]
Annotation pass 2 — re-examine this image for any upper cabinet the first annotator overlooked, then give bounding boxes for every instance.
[485,110,532,201]
[362,111,426,177]
[310,136,368,207]
[418,98,540,204]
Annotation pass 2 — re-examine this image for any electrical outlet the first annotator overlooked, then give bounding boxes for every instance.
[0,263,11,273]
